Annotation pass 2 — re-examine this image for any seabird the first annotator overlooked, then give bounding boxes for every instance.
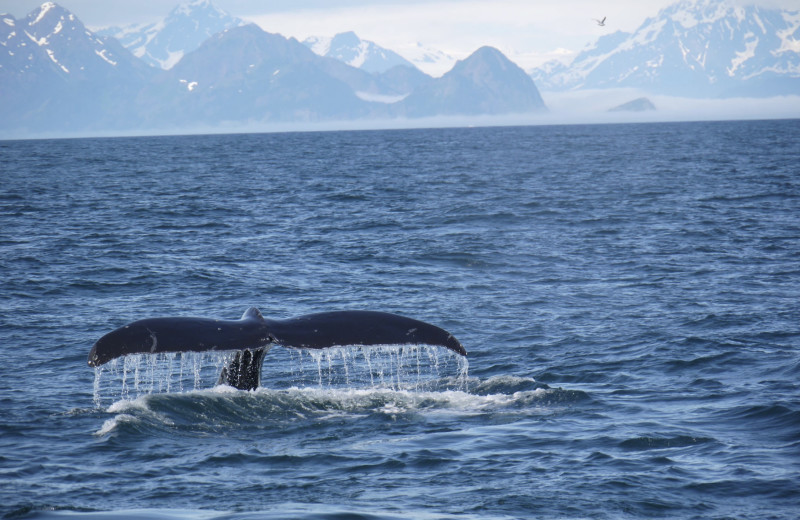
[594,16,606,26]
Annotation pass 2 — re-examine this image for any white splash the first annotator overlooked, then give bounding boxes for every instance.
[94,414,134,436]
[92,345,469,408]
[301,344,469,392]
[93,351,236,407]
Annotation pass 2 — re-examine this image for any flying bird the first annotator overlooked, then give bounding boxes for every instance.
[594,16,607,26]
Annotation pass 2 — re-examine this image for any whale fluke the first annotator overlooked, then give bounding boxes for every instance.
[88,308,466,390]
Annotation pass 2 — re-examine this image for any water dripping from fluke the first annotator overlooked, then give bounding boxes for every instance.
[92,345,469,408]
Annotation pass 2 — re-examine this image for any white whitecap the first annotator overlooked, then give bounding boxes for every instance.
[94,413,136,435]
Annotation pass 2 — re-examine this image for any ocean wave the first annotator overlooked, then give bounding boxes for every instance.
[709,403,800,442]
[94,413,140,436]
[5,505,501,520]
[6,122,800,520]
[93,380,588,436]
[618,435,716,451]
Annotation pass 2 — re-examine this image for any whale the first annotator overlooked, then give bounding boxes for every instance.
[88,307,466,390]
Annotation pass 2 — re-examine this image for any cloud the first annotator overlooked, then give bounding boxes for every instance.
[6,0,797,67]
[246,0,678,70]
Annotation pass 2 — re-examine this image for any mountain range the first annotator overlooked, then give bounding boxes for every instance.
[0,2,546,136]
[97,0,243,70]
[106,0,797,99]
[0,2,156,133]
[302,33,457,78]
[303,31,416,74]
[2,0,798,138]
[531,0,800,97]
[101,1,455,76]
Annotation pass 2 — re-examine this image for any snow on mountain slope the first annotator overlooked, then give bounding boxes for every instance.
[1,2,156,132]
[394,42,457,77]
[99,0,243,70]
[303,31,454,77]
[303,31,416,74]
[1,2,150,80]
[532,0,800,97]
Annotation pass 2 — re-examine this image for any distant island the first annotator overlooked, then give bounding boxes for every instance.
[609,98,656,112]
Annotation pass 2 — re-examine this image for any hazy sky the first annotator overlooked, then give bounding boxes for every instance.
[3,0,797,70]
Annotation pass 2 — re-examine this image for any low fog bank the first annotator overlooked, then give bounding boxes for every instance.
[538,89,800,125]
[4,92,798,140]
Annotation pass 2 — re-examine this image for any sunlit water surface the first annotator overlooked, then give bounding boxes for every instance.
[1,121,799,519]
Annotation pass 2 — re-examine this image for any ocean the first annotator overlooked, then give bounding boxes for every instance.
[1,120,798,520]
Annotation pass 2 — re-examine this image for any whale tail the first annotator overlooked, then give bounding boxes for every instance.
[89,308,466,391]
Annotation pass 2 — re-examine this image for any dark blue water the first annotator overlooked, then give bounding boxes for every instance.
[1,120,799,520]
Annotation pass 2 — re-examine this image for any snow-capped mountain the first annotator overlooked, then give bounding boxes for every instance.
[532,0,800,97]
[394,42,457,77]
[99,0,243,70]
[303,32,456,77]
[1,2,150,80]
[3,3,541,135]
[1,2,155,131]
[303,31,415,74]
